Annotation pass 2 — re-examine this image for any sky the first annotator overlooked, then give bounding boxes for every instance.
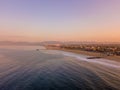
[0,0,120,42]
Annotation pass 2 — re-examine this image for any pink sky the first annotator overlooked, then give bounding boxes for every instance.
[0,0,120,42]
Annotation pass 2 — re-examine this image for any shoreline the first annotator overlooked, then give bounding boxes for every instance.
[45,47,120,62]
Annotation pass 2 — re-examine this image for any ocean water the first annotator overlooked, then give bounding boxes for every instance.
[0,46,120,90]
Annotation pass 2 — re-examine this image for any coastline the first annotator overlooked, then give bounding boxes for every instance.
[45,47,120,62]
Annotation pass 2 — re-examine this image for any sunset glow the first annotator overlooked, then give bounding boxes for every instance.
[0,0,120,42]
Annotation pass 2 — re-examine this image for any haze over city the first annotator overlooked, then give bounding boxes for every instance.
[0,0,120,42]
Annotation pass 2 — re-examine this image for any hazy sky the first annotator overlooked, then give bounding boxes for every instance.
[0,0,120,42]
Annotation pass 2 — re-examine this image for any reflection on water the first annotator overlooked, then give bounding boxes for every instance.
[0,46,120,90]
[0,45,45,50]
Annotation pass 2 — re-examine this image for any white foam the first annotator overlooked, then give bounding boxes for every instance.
[61,51,120,68]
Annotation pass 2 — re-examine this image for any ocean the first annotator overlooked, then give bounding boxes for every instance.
[0,46,120,90]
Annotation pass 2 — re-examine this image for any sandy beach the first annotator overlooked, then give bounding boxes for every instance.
[46,47,120,62]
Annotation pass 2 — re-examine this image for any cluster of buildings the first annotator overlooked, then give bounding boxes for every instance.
[60,44,120,56]
[45,43,120,56]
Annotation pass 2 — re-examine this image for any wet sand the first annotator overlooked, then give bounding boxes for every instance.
[0,48,120,90]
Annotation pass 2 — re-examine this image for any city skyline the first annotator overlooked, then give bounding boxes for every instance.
[0,0,120,42]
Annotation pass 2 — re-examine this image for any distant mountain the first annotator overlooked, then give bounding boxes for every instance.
[41,41,63,45]
[0,41,42,46]
[0,41,119,46]
[0,41,64,46]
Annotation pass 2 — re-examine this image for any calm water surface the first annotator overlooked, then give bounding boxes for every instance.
[0,46,120,90]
